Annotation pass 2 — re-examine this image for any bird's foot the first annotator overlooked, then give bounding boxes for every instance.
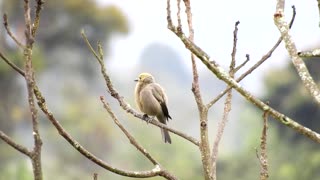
[143,114,153,124]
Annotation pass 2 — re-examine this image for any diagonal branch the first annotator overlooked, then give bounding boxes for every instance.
[274,4,320,105]
[206,5,296,108]
[0,51,25,76]
[3,14,24,48]
[100,97,177,180]
[0,131,32,157]
[100,96,159,166]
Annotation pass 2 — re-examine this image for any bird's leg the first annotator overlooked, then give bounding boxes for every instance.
[143,114,149,120]
[142,114,153,124]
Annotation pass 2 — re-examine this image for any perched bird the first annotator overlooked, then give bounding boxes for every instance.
[134,73,172,144]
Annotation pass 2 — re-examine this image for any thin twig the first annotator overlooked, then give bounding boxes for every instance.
[0,51,25,76]
[177,0,182,30]
[234,54,250,73]
[31,0,44,37]
[206,5,296,108]
[211,21,239,178]
[3,14,24,48]
[0,131,32,157]
[81,31,199,146]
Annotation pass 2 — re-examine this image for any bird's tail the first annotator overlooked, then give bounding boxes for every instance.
[161,128,172,144]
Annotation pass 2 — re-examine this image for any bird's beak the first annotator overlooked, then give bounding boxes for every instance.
[134,79,138,82]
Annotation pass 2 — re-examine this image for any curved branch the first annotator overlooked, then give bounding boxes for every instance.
[100,97,159,166]
[100,97,177,180]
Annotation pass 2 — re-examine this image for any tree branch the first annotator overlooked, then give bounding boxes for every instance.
[0,51,25,76]
[31,0,44,37]
[206,5,296,108]
[23,1,43,179]
[0,131,32,157]
[167,4,320,143]
[274,4,320,105]
[179,0,212,179]
[256,110,269,180]
[298,49,320,58]
[2,14,24,48]
[100,97,177,180]
[211,21,239,178]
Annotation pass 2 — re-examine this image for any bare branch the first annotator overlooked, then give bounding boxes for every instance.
[178,0,212,179]
[206,5,296,108]
[0,51,25,76]
[230,21,240,71]
[31,0,45,37]
[274,5,320,105]
[168,4,320,143]
[81,31,199,146]
[234,54,250,73]
[100,96,159,166]
[3,14,24,48]
[100,97,178,179]
[211,21,239,178]
[256,111,269,180]
[298,49,320,58]
[0,131,32,157]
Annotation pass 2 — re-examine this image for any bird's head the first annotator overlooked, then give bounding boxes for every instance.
[135,72,155,84]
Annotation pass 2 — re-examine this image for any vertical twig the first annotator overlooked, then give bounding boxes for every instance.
[180,0,212,179]
[23,0,43,179]
[93,173,98,180]
[211,21,239,179]
[256,111,269,180]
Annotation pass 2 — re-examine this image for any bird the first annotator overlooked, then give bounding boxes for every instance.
[134,72,172,144]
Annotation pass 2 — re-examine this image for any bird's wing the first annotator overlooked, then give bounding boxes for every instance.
[151,84,172,120]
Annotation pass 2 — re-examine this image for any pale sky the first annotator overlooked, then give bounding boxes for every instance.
[97,0,320,93]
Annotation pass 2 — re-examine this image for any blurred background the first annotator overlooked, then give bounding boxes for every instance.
[0,0,320,179]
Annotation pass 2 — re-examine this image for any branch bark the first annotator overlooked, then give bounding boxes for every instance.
[274,4,320,105]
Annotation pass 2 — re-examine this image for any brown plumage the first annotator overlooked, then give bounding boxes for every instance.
[134,73,172,144]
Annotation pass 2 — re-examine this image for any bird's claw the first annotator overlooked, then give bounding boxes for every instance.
[143,114,153,124]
